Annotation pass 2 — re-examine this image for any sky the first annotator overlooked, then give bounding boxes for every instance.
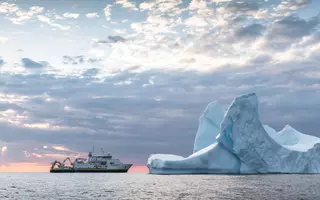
[0,0,319,172]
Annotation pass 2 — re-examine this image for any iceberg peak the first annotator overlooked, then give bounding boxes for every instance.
[193,101,224,153]
[283,124,295,131]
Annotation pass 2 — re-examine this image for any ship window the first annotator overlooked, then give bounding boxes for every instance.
[101,162,106,165]
[110,162,114,165]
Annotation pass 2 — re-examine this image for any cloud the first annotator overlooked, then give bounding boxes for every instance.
[91,36,126,46]
[249,54,272,64]
[85,12,99,19]
[269,15,319,39]
[108,36,126,43]
[87,58,103,64]
[52,145,69,151]
[104,5,112,21]
[34,11,70,31]
[0,2,18,14]
[224,0,260,13]
[29,6,44,14]
[62,12,80,19]
[0,60,319,165]
[0,36,8,43]
[266,15,320,50]
[82,68,99,77]
[49,23,71,31]
[276,0,311,11]
[21,58,48,69]
[7,5,45,24]
[61,55,102,65]
[236,24,265,39]
[37,15,51,23]
[1,146,7,153]
[62,55,84,65]
[116,0,138,11]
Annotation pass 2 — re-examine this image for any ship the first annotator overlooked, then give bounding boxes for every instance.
[50,147,133,173]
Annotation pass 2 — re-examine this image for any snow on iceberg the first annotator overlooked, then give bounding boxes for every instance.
[147,93,320,174]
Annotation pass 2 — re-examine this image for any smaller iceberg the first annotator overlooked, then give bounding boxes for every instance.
[147,93,320,174]
[264,125,320,152]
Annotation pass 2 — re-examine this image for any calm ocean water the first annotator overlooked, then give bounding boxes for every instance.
[0,173,319,200]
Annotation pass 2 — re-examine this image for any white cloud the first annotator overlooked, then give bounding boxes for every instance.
[1,146,7,153]
[0,36,8,43]
[55,14,65,20]
[85,12,99,19]
[0,2,18,13]
[185,16,209,27]
[29,6,44,14]
[49,23,71,31]
[139,2,153,10]
[62,12,80,19]
[36,14,71,31]
[86,0,320,74]
[52,146,69,151]
[0,109,27,126]
[276,0,311,11]
[37,15,51,23]
[116,0,138,11]
[4,5,45,24]
[104,5,112,21]
[23,123,66,130]
[140,0,183,16]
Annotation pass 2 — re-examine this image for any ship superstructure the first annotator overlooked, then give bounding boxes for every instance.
[50,148,132,173]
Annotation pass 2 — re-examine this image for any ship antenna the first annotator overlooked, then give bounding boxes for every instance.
[92,144,95,156]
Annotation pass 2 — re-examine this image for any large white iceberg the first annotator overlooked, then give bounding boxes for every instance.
[147,93,320,174]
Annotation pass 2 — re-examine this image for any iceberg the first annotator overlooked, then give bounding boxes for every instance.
[147,93,320,174]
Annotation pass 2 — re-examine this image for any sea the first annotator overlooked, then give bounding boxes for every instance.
[0,173,319,200]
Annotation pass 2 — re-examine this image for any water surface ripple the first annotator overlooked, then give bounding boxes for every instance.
[0,173,319,200]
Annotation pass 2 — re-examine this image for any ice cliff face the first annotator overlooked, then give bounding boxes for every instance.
[147,93,320,174]
[193,101,224,153]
